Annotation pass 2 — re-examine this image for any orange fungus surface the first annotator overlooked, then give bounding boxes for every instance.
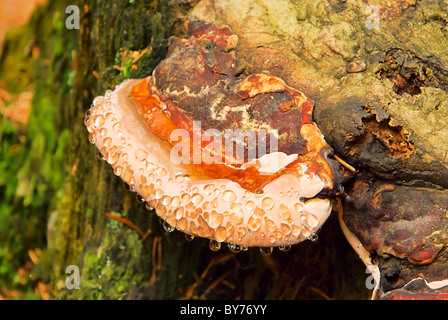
[130,79,308,192]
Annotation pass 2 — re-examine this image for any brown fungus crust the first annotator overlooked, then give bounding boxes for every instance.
[84,24,339,248]
[379,278,448,300]
[152,23,316,161]
[344,176,448,265]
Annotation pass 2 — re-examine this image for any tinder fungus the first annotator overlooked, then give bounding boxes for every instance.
[84,23,339,248]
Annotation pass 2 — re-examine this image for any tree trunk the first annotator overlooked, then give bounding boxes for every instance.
[2,0,446,301]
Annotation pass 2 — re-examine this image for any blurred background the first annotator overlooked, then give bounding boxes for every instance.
[0,0,49,299]
[0,0,47,54]
[0,0,47,126]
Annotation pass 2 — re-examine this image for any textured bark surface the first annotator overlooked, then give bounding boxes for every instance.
[2,0,447,300]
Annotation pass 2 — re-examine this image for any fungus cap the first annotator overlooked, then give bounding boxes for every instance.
[84,24,338,248]
[85,78,335,247]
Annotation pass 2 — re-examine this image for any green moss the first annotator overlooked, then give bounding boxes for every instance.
[104,6,169,86]
[56,212,147,300]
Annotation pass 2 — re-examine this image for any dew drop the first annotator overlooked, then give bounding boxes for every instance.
[203,184,214,196]
[163,221,175,233]
[279,204,291,220]
[161,195,172,206]
[97,151,106,161]
[260,246,273,256]
[84,111,91,126]
[113,166,123,177]
[215,226,228,242]
[192,193,204,205]
[309,233,319,242]
[228,242,242,253]
[294,202,304,212]
[103,137,112,147]
[291,225,301,237]
[305,213,319,229]
[209,239,221,251]
[154,188,164,199]
[265,219,277,233]
[279,244,291,252]
[108,152,120,165]
[280,223,291,236]
[237,227,247,238]
[177,218,187,231]
[174,174,184,183]
[222,190,237,202]
[254,189,264,197]
[94,115,105,128]
[144,163,153,173]
[135,149,148,161]
[155,167,168,177]
[301,226,312,238]
[245,201,255,211]
[185,234,195,241]
[122,182,131,191]
[174,207,185,219]
[229,205,244,225]
[88,132,96,144]
[105,112,114,120]
[112,122,122,132]
[92,96,103,105]
[181,193,191,203]
[136,194,145,203]
[171,196,181,208]
[261,197,274,210]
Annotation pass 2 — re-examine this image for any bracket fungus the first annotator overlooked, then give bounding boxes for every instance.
[84,23,340,249]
